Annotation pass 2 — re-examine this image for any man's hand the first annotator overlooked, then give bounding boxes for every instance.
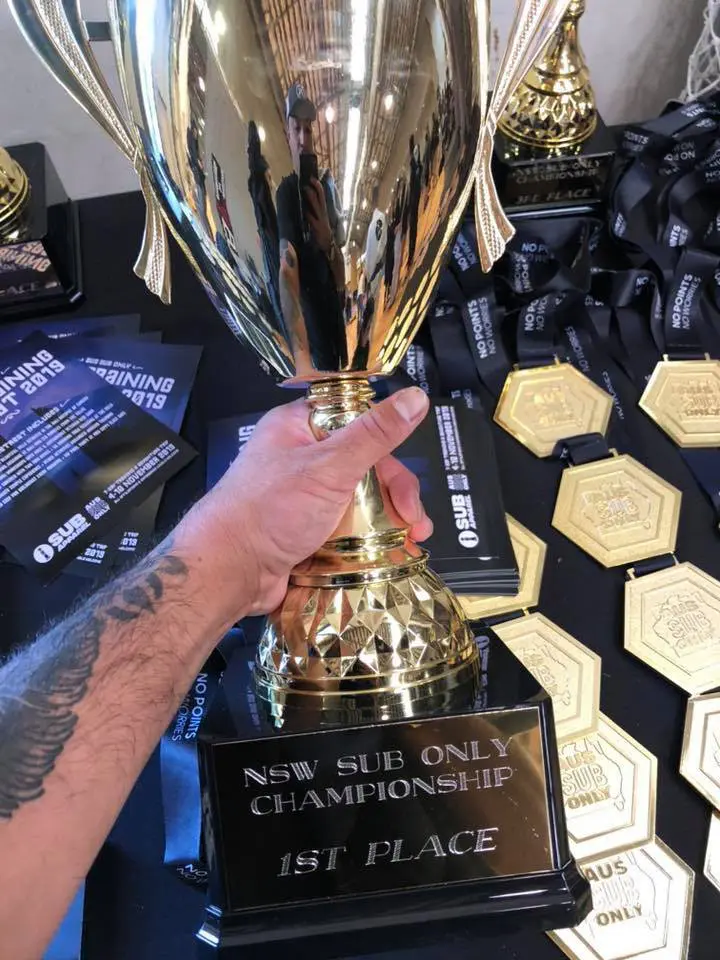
[0,382,430,960]
[190,386,431,617]
[304,177,333,253]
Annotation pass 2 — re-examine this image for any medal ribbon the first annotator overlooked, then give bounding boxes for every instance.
[160,627,247,887]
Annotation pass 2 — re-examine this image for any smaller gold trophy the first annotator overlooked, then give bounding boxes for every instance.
[494,0,615,215]
[0,146,31,242]
[0,143,82,318]
[499,0,596,149]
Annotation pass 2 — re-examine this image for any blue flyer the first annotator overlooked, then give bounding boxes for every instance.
[58,336,203,577]
[0,332,196,582]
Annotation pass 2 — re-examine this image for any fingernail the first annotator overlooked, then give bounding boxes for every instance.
[393,387,429,423]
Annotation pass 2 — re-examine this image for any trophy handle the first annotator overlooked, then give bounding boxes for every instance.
[8,0,171,303]
[475,0,574,271]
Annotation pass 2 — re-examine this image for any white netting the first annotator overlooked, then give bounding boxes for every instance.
[683,0,720,100]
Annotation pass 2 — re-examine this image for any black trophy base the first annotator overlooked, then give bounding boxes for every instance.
[0,142,83,320]
[492,116,617,221]
[198,864,589,960]
[196,629,591,959]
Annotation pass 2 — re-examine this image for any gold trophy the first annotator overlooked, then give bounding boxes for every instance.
[499,0,596,149]
[0,141,81,316]
[495,0,615,214]
[0,147,30,242]
[10,1,591,947]
[10,0,573,725]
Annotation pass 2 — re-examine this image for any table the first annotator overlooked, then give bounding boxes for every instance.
[1,191,718,959]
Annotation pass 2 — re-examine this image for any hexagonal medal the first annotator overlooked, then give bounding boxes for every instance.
[553,454,681,567]
[494,362,613,458]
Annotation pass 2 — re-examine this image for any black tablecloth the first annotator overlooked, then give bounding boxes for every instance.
[1,192,718,959]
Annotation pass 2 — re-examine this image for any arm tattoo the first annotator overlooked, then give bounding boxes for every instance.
[0,539,188,820]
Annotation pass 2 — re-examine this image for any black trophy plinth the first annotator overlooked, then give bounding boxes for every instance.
[196,627,591,959]
[0,142,82,320]
[493,118,617,221]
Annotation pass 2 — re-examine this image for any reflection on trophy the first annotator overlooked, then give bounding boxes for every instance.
[10,0,591,947]
[0,146,30,242]
[499,0,596,149]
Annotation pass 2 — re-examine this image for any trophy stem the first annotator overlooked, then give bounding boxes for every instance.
[300,378,421,578]
[254,377,479,728]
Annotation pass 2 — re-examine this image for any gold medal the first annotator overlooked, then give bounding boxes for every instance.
[558,714,657,862]
[704,811,720,895]
[460,515,546,620]
[548,837,694,960]
[553,454,681,568]
[494,613,600,741]
[640,359,720,447]
[625,561,720,695]
[494,362,613,458]
[680,691,720,809]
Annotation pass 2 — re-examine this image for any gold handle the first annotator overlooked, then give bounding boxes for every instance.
[475,0,573,271]
[8,0,171,302]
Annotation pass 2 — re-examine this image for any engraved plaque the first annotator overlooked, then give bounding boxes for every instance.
[558,714,657,862]
[494,363,613,458]
[625,562,720,694]
[549,838,694,960]
[552,455,681,568]
[640,359,720,447]
[495,613,601,740]
[203,709,554,913]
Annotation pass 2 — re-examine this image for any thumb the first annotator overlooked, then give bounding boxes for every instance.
[323,386,429,481]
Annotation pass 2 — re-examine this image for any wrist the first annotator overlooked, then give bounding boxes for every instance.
[172,500,257,631]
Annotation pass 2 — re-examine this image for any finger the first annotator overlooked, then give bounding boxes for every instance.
[377,456,421,522]
[244,398,314,448]
[321,388,429,489]
[309,178,324,202]
[408,513,434,543]
[379,457,434,542]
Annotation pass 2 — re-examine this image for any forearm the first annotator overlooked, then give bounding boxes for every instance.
[0,502,249,960]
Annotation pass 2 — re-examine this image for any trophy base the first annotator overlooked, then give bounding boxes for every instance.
[492,116,616,220]
[198,863,589,959]
[196,631,591,958]
[0,142,83,320]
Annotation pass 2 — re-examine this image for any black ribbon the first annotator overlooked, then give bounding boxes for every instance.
[606,96,720,521]
[681,449,720,521]
[160,626,247,886]
[429,300,486,397]
[516,292,570,366]
[432,221,511,400]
